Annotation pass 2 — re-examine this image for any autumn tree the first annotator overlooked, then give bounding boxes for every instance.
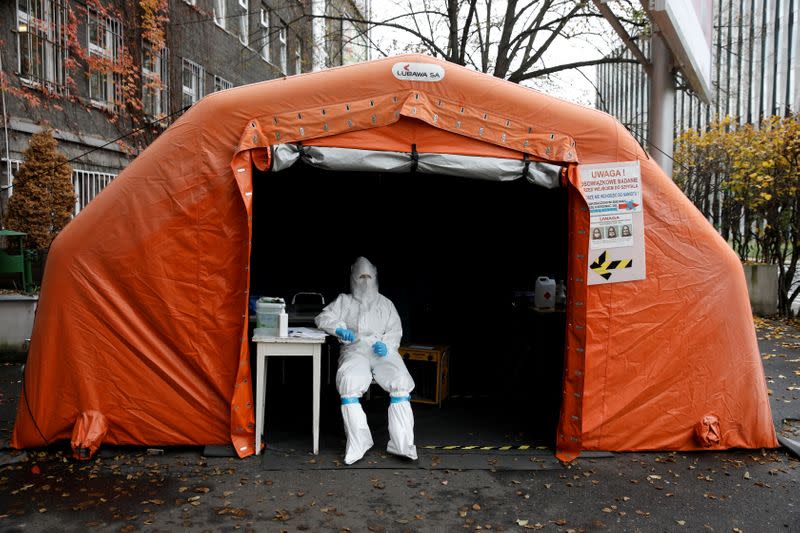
[674,114,800,316]
[4,128,76,250]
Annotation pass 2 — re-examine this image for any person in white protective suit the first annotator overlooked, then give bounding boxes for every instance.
[315,257,417,465]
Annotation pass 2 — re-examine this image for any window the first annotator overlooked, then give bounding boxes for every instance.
[182,58,205,107]
[213,0,226,28]
[1,159,22,199]
[72,169,116,215]
[239,2,249,46]
[88,9,123,108]
[295,47,301,74]
[142,41,169,118]
[278,23,287,73]
[214,75,233,92]
[15,0,69,93]
[259,6,270,61]
[342,18,368,64]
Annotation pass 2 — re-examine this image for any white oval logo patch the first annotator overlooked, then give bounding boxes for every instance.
[392,62,445,82]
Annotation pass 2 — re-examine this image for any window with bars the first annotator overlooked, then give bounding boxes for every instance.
[213,0,226,28]
[72,169,116,215]
[15,0,69,93]
[142,42,169,119]
[2,159,116,216]
[259,6,271,62]
[278,23,287,73]
[87,9,123,108]
[214,75,233,92]
[1,159,22,198]
[182,58,205,107]
[239,1,249,46]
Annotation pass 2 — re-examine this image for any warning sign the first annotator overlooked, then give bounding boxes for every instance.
[579,161,646,285]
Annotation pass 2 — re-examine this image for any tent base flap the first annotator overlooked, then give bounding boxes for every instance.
[70,410,109,460]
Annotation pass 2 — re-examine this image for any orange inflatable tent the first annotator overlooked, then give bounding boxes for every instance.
[12,54,777,461]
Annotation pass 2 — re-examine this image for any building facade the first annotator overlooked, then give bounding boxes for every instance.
[1,0,368,222]
[596,0,799,146]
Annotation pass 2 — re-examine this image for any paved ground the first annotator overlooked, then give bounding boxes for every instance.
[0,317,798,532]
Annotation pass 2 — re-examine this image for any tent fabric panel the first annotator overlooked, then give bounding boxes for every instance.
[579,154,777,451]
[304,116,527,159]
[555,170,590,462]
[217,54,626,166]
[270,144,562,188]
[12,120,253,453]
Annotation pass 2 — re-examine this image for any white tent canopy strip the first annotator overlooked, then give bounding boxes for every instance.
[269,144,563,188]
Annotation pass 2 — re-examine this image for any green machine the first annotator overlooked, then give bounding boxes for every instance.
[0,229,34,292]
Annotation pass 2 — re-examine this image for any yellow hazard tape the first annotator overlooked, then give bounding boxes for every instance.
[590,250,633,280]
[420,444,549,451]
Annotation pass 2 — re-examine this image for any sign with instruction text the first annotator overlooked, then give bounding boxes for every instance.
[579,161,646,285]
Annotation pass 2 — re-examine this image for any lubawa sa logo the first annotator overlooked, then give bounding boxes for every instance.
[392,62,445,82]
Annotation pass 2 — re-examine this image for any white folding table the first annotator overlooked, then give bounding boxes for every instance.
[252,334,325,455]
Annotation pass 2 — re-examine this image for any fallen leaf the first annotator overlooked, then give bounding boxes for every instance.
[274,509,290,521]
[472,503,481,511]
[187,496,200,502]
[554,518,567,525]
[31,465,41,475]
[193,486,210,493]
[744,471,751,480]
[216,506,249,518]
[677,520,686,526]
[441,480,448,485]
[516,519,529,526]
[178,486,188,493]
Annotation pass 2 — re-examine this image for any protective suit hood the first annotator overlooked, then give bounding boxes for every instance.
[350,257,379,305]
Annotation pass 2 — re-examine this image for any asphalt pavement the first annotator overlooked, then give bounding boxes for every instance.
[0,317,798,532]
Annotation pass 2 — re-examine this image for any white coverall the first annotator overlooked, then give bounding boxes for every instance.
[315,257,417,465]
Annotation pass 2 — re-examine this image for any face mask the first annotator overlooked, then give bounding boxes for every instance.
[350,257,378,304]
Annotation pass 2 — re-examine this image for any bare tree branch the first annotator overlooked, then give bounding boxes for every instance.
[511,57,638,82]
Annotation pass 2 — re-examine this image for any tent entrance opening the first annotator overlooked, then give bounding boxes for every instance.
[249,160,568,450]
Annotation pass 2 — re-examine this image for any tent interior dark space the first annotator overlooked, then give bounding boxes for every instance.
[248,159,568,450]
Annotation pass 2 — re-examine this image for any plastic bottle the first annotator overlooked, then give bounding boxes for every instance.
[278,312,288,337]
[534,277,556,309]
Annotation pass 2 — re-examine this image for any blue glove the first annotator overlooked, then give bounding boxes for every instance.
[335,327,356,342]
[372,341,388,357]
